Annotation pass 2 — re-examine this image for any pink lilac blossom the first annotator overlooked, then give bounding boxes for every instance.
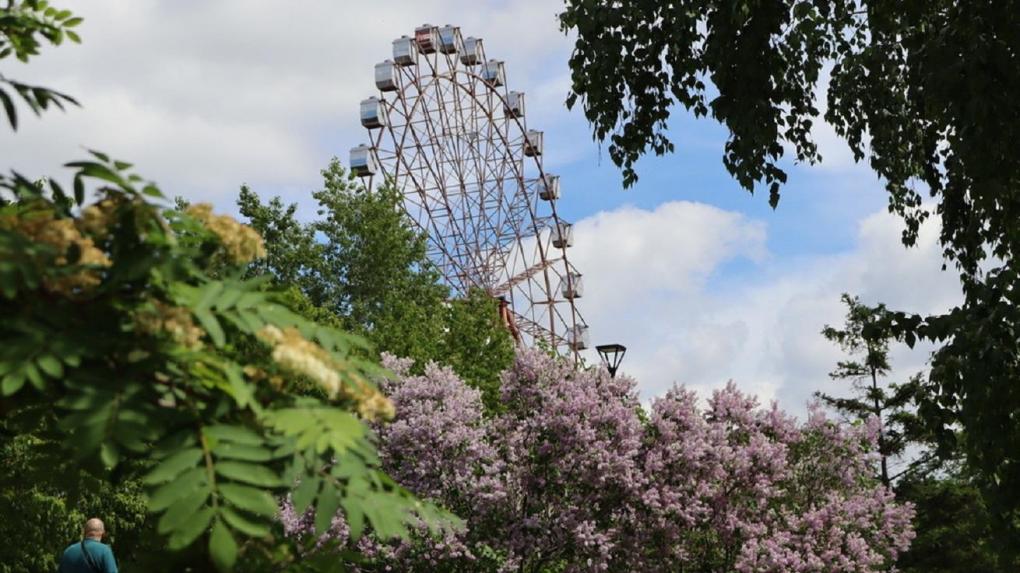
[491,348,646,572]
[281,349,914,572]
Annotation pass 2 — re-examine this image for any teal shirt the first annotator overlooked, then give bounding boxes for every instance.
[58,539,118,573]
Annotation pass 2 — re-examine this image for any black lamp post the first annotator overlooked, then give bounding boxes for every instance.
[596,343,627,378]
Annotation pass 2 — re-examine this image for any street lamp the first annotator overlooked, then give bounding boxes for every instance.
[596,343,627,378]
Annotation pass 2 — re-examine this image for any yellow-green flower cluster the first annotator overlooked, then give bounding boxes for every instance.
[186,203,266,263]
[79,197,120,239]
[1,208,112,295]
[258,325,395,421]
[135,300,205,350]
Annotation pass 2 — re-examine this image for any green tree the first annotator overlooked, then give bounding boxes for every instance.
[441,288,515,413]
[819,294,1015,571]
[0,6,451,570]
[312,161,450,364]
[896,477,1005,573]
[560,1,1020,555]
[238,161,514,405]
[0,428,151,573]
[236,186,327,303]
[817,294,927,487]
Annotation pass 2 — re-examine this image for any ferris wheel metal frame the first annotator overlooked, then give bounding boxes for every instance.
[350,24,588,358]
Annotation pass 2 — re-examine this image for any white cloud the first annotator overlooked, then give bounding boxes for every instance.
[574,201,960,416]
[0,0,579,209]
[2,1,961,421]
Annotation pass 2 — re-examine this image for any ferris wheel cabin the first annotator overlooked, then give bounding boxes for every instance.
[360,97,387,129]
[375,61,398,91]
[461,37,483,65]
[568,324,590,351]
[524,129,544,157]
[415,24,439,54]
[506,91,526,118]
[552,222,574,249]
[482,60,506,86]
[393,36,417,66]
[539,174,560,201]
[438,25,462,54]
[349,144,379,177]
[561,272,584,300]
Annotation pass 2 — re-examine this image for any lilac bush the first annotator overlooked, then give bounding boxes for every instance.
[282,349,914,572]
[492,348,646,571]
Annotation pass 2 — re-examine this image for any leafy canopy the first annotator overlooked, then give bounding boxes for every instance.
[238,161,514,410]
[0,5,453,570]
[560,1,1020,555]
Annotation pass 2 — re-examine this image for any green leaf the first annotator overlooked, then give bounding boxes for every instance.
[158,488,210,534]
[205,424,263,446]
[215,286,244,310]
[24,362,44,390]
[220,507,270,538]
[209,519,238,572]
[341,492,367,541]
[149,467,207,512]
[100,442,120,468]
[218,483,278,517]
[314,484,341,536]
[67,161,124,187]
[143,447,203,485]
[1,370,26,396]
[213,442,273,462]
[193,308,225,347]
[215,461,283,487]
[291,475,320,515]
[64,16,83,27]
[73,174,84,205]
[197,281,225,309]
[0,88,16,130]
[36,354,63,378]
[167,506,214,550]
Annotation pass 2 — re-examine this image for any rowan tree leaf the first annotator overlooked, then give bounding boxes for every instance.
[148,467,208,512]
[167,506,214,550]
[218,483,278,517]
[220,506,270,538]
[143,447,203,485]
[209,519,237,572]
[158,489,211,535]
[215,461,282,487]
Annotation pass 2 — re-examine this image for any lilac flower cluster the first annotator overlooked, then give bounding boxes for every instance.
[282,349,914,572]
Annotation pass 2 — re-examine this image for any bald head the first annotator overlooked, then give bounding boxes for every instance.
[83,518,105,540]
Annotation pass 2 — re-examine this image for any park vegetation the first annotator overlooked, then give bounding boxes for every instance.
[2,0,1014,571]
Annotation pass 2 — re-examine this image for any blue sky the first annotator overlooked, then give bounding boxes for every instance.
[0,1,962,434]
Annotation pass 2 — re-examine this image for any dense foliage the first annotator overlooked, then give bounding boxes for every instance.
[0,5,452,569]
[0,430,150,572]
[238,167,514,409]
[0,158,456,571]
[817,294,1014,569]
[560,1,1020,557]
[284,350,915,571]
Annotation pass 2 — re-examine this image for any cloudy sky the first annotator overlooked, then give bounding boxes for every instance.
[0,1,963,416]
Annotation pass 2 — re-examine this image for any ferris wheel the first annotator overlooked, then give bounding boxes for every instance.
[349,24,588,357]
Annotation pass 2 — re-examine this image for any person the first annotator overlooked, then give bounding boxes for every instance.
[58,518,118,573]
[497,296,522,345]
